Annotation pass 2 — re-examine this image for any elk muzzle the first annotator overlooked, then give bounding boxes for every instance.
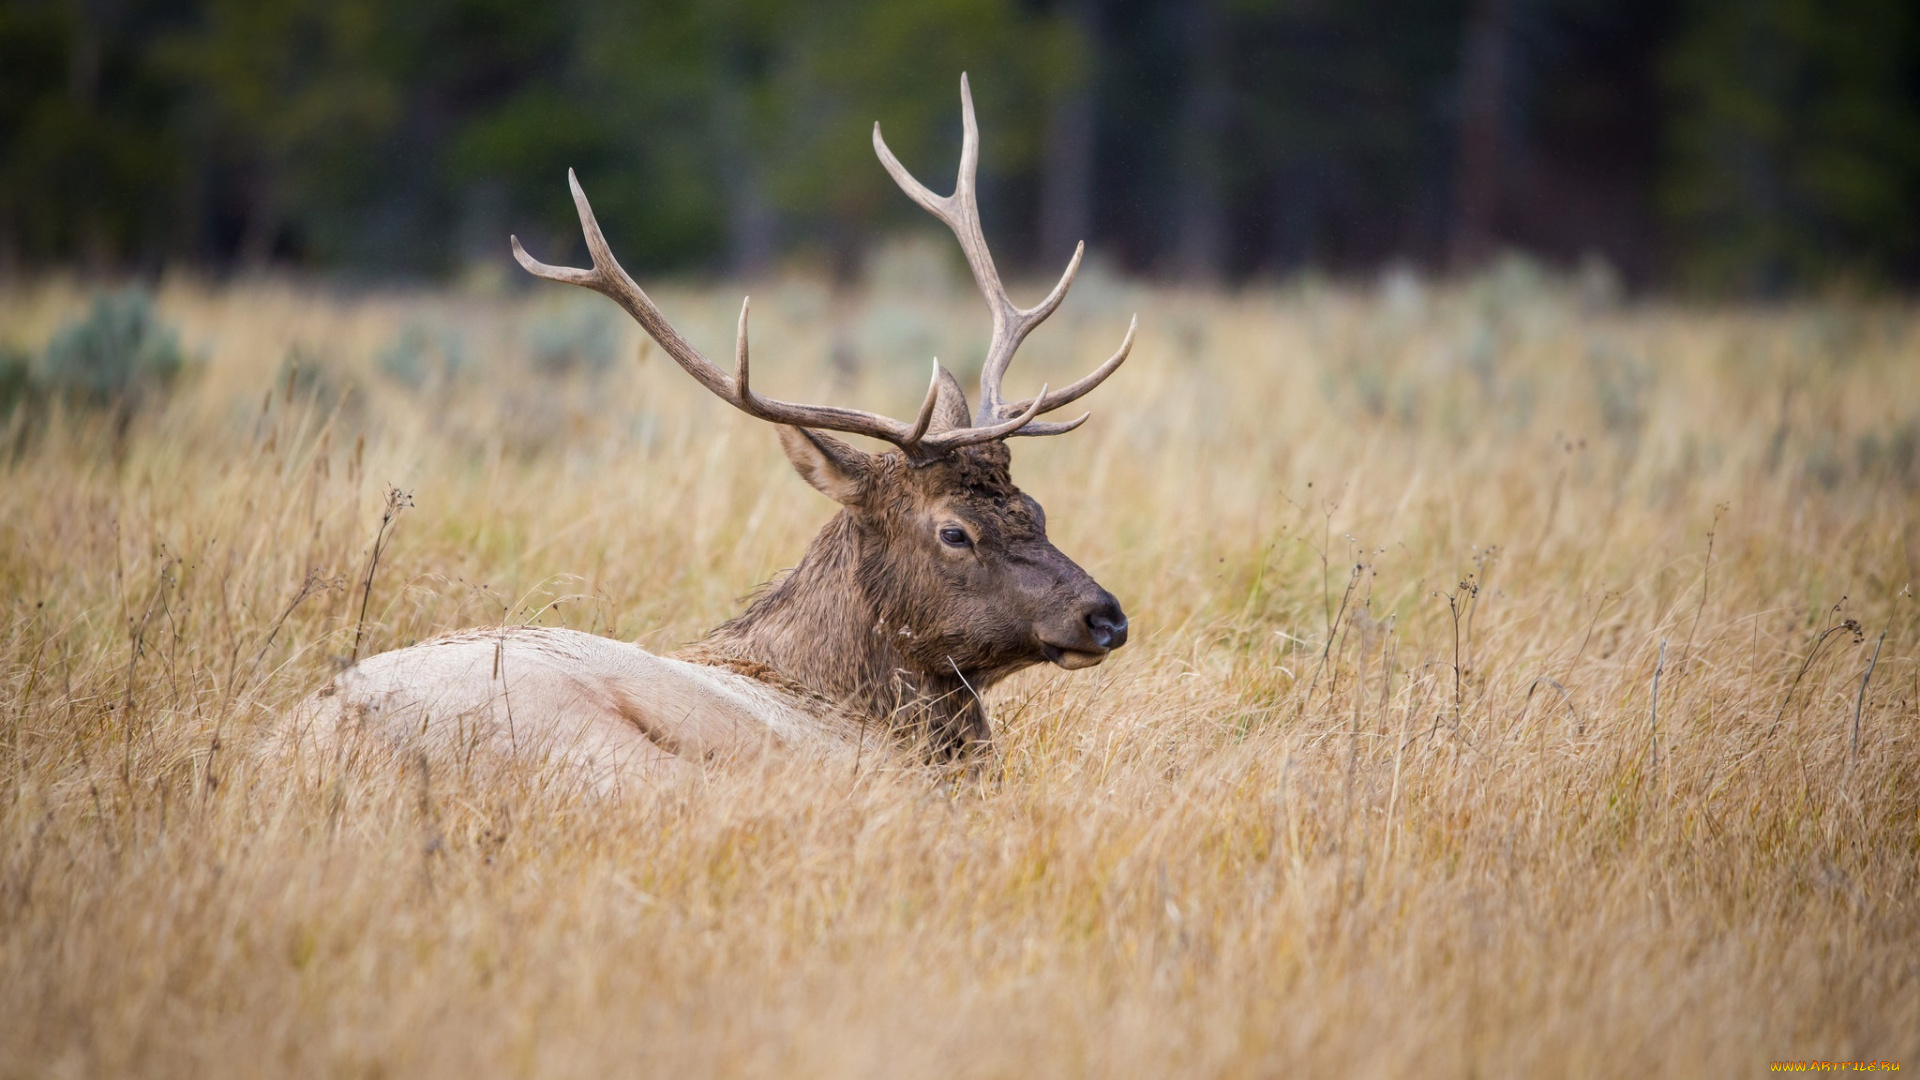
[1039,587,1129,670]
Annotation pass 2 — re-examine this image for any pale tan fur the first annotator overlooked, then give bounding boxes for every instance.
[286,627,862,792]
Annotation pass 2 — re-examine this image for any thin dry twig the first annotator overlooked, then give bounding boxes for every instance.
[1677,504,1725,677]
[1851,629,1885,760]
[1648,638,1666,777]
[351,486,414,665]
[1765,605,1863,740]
[245,568,345,691]
[1515,676,1580,740]
[1307,562,1363,704]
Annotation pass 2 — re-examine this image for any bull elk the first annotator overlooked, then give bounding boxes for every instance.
[290,76,1135,787]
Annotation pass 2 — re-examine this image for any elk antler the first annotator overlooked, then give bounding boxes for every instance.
[512,74,1131,459]
[512,171,1043,460]
[873,73,1135,432]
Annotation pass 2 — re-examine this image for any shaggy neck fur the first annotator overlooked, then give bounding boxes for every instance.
[680,512,1000,759]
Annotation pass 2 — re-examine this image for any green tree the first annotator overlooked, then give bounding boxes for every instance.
[158,0,403,266]
[1663,0,1920,292]
[0,0,185,271]
[577,0,1079,277]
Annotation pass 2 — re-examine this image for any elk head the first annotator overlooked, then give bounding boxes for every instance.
[510,74,1133,691]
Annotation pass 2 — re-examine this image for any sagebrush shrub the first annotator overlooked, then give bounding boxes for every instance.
[34,289,186,410]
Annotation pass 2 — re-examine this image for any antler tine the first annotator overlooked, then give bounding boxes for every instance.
[874,75,1089,427]
[872,129,945,219]
[512,170,734,400]
[976,242,1087,420]
[921,383,1050,452]
[729,287,954,450]
[999,314,1137,418]
[1008,412,1091,438]
[734,296,751,389]
[957,72,981,203]
[943,72,1003,318]
[904,359,942,446]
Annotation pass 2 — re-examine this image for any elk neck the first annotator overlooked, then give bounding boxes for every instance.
[679,510,992,758]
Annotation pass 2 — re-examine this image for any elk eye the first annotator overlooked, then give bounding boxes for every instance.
[939,525,972,548]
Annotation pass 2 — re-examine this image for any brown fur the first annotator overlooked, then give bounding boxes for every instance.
[680,425,1123,761]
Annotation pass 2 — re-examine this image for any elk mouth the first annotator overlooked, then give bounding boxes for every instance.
[1038,593,1127,670]
[1041,642,1109,670]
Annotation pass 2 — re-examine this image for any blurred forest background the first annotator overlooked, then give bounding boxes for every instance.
[1,0,1915,295]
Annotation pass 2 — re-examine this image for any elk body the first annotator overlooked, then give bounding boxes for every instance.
[288,77,1135,789]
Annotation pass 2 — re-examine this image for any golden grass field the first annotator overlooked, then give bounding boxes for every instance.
[2,260,1916,1077]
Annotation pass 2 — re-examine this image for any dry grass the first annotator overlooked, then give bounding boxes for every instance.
[2,263,1917,1078]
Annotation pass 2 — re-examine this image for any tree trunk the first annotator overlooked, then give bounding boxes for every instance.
[1268,161,1326,275]
[236,168,279,272]
[712,75,776,279]
[1452,0,1512,271]
[1040,0,1101,266]
[1173,0,1229,282]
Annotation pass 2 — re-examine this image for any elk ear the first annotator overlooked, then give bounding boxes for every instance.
[927,365,974,434]
[778,427,872,505]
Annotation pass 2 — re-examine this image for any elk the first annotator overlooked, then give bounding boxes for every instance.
[288,76,1135,788]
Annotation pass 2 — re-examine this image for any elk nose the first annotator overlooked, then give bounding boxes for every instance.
[1085,596,1129,650]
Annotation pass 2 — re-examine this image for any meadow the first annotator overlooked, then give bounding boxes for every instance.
[1,257,1916,1077]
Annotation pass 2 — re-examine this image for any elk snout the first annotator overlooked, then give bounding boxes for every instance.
[1086,598,1128,650]
[1041,588,1129,670]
